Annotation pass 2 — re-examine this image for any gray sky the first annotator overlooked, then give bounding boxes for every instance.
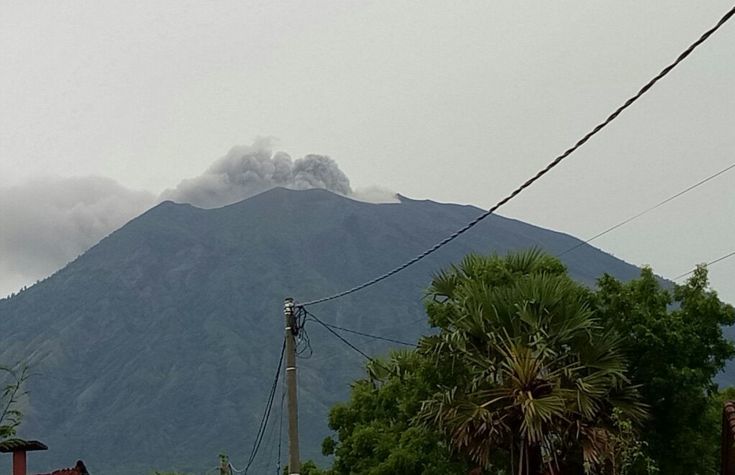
[1,1,734,304]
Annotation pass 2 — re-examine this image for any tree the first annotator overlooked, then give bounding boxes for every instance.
[595,265,735,475]
[320,350,471,475]
[319,251,733,474]
[598,408,658,475]
[0,364,28,440]
[418,250,646,474]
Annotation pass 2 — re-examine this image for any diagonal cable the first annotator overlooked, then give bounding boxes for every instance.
[557,162,735,257]
[301,5,735,307]
[243,339,285,473]
[276,388,285,475]
[674,250,735,280]
[320,322,415,347]
[303,309,374,361]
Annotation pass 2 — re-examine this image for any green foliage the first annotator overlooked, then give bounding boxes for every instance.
[420,250,646,474]
[299,460,326,475]
[595,266,735,474]
[0,364,28,440]
[597,408,658,475]
[320,350,472,474]
[319,251,662,475]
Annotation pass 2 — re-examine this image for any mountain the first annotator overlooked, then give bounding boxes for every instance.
[0,188,646,474]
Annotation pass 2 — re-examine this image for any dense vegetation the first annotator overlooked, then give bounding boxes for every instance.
[596,267,735,473]
[309,251,734,474]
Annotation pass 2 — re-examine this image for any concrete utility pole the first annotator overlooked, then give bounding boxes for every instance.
[284,297,301,475]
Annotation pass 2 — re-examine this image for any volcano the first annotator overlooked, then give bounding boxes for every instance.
[0,188,646,474]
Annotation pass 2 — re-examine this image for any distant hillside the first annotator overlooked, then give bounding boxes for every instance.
[0,188,650,474]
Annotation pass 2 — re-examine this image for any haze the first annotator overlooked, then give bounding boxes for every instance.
[1,1,733,303]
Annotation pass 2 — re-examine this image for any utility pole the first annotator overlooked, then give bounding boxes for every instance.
[284,297,301,475]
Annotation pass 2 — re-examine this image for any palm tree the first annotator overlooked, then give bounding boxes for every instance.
[418,250,646,475]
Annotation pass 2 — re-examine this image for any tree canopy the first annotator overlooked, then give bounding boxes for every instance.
[316,250,734,474]
[321,350,470,475]
[418,251,645,474]
[596,265,735,474]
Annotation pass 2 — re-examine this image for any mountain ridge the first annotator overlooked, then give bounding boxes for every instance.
[1,187,653,474]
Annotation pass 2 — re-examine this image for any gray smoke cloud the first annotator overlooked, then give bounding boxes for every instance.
[0,176,155,296]
[0,140,396,297]
[160,139,356,208]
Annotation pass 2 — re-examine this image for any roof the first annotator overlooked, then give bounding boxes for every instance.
[725,401,735,436]
[0,439,48,453]
[35,460,89,475]
[722,401,735,475]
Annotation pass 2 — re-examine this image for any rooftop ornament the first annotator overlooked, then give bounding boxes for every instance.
[0,438,48,475]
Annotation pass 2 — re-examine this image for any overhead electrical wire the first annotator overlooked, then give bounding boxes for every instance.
[557,162,735,257]
[247,385,284,475]
[276,389,285,475]
[300,5,735,307]
[302,308,375,362]
[674,250,735,280]
[318,321,415,347]
[242,339,285,474]
[295,320,313,359]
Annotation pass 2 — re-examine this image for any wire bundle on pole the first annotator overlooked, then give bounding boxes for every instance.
[294,307,313,359]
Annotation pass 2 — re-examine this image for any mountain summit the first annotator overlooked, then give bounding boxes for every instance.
[0,188,643,473]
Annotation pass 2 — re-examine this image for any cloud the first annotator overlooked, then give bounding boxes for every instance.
[351,186,401,204]
[0,176,154,296]
[0,140,397,296]
[160,138,354,208]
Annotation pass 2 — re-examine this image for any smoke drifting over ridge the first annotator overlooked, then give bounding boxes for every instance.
[161,139,389,208]
[0,176,155,296]
[0,140,397,297]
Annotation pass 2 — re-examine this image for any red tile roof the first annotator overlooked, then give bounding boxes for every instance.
[722,402,735,475]
[35,460,89,475]
[0,439,48,453]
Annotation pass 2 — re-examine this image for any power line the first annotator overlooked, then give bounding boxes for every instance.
[557,162,735,257]
[244,345,283,472]
[295,319,313,359]
[302,308,374,361]
[276,389,285,475]
[251,384,282,475]
[301,5,735,307]
[319,321,415,347]
[674,250,735,280]
[243,339,285,473]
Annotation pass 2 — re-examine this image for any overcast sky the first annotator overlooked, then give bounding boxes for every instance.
[1,1,734,304]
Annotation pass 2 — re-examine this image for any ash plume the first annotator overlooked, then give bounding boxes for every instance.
[0,176,154,296]
[160,139,354,208]
[1,140,397,297]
